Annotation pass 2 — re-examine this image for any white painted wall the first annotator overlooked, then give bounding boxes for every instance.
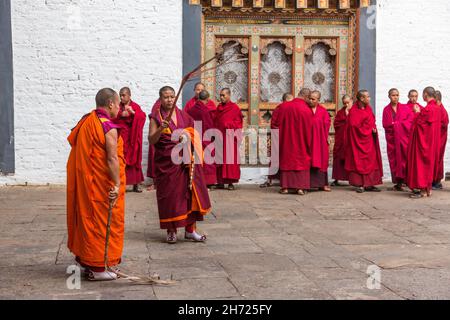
[0,0,182,185]
[2,0,450,185]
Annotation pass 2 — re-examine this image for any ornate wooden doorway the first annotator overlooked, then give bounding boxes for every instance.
[189,0,370,165]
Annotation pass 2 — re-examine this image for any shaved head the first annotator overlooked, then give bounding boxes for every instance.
[298,88,311,99]
[423,86,436,99]
[159,86,176,97]
[310,90,321,100]
[199,90,210,101]
[119,87,131,95]
[436,90,442,102]
[96,88,118,108]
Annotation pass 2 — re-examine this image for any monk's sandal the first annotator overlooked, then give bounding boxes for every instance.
[185,231,207,242]
[167,232,177,244]
[87,270,118,281]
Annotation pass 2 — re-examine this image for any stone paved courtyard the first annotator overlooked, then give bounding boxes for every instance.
[1,183,450,300]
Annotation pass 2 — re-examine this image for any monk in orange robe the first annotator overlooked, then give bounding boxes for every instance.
[67,88,125,281]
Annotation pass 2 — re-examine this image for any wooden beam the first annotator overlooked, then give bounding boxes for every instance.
[339,0,351,9]
[232,0,244,7]
[274,0,286,9]
[253,0,264,8]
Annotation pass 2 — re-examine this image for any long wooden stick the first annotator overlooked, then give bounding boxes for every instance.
[164,42,242,122]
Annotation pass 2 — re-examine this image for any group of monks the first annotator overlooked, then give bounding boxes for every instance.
[66,83,447,281]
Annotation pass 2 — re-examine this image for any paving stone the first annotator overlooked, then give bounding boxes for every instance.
[2,185,450,299]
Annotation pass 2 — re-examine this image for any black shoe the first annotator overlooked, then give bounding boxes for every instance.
[432,183,443,190]
[365,186,381,192]
[356,187,365,193]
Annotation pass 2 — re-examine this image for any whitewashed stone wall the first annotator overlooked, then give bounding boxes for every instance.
[2,0,450,185]
[0,0,182,185]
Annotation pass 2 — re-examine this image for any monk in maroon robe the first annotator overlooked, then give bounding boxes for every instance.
[260,93,294,188]
[405,89,424,111]
[113,87,146,193]
[432,90,448,189]
[345,90,383,193]
[406,87,441,198]
[146,99,160,190]
[149,86,211,243]
[308,91,331,191]
[278,88,313,195]
[214,88,243,190]
[186,90,217,187]
[382,89,414,191]
[332,95,353,186]
[184,82,217,115]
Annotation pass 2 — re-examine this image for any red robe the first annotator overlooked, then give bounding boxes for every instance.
[434,103,448,183]
[268,103,282,180]
[277,98,313,189]
[113,101,146,185]
[405,102,424,112]
[214,101,244,184]
[382,103,414,183]
[345,104,383,187]
[186,100,217,186]
[310,105,331,172]
[150,106,211,230]
[185,97,217,115]
[406,99,440,190]
[146,100,160,180]
[332,107,349,181]
[309,105,331,188]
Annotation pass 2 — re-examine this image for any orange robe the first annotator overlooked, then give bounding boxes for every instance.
[67,111,126,268]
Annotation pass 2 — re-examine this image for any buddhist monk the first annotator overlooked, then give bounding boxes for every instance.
[278,88,313,195]
[113,87,146,193]
[432,90,448,190]
[67,88,125,281]
[149,86,211,243]
[260,93,294,188]
[405,89,424,111]
[345,90,383,193]
[214,88,244,191]
[146,99,160,191]
[186,90,217,187]
[331,95,353,186]
[307,91,331,192]
[406,87,441,198]
[184,82,217,115]
[382,88,414,191]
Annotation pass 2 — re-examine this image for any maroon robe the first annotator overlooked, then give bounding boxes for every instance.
[345,103,383,187]
[268,104,282,180]
[278,98,313,189]
[434,103,448,183]
[309,105,331,188]
[382,103,414,183]
[405,102,424,112]
[406,99,441,191]
[214,101,244,184]
[150,106,211,230]
[186,100,217,186]
[146,100,160,180]
[185,97,217,115]
[113,101,146,185]
[332,107,349,181]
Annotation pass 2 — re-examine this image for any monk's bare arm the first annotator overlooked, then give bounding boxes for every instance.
[105,129,121,189]
[149,118,169,145]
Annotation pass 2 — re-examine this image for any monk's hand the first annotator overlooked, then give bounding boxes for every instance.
[179,134,189,144]
[413,104,421,113]
[126,106,135,115]
[109,185,120,207]
[160,120,170,130]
